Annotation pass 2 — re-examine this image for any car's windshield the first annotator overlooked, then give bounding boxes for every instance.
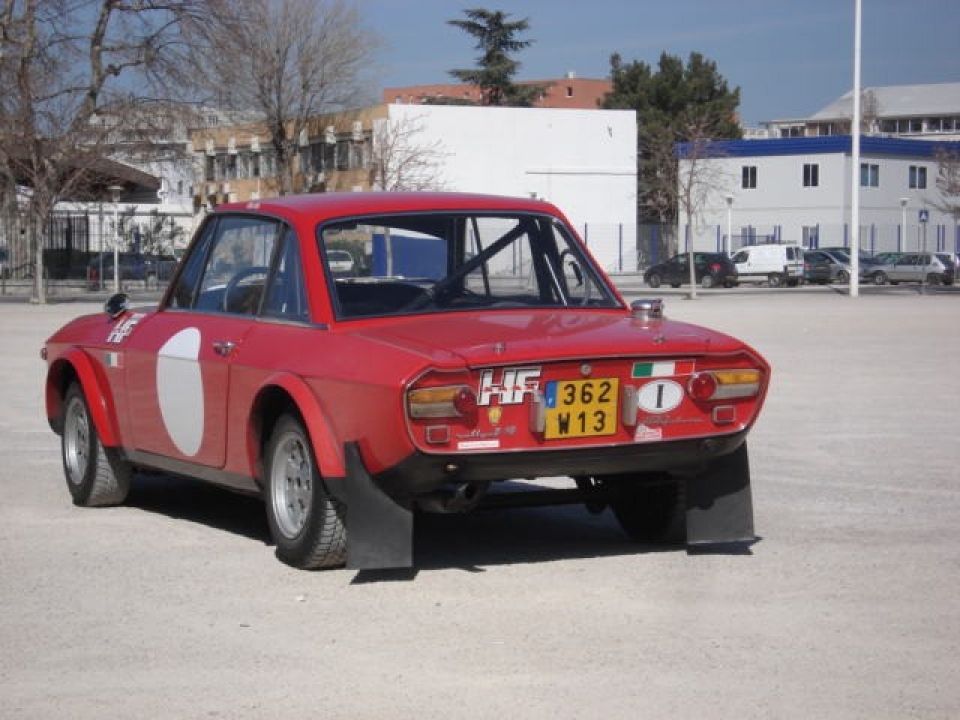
[319,211,620,319]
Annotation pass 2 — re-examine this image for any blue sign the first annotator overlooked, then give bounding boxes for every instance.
[918,209,929,224]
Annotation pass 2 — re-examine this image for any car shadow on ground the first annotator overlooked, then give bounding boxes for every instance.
[124,472,754,578]
[126,472,271,544]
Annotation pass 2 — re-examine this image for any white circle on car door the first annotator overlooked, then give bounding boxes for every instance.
[157,327,204,456]
[637,380,683,414]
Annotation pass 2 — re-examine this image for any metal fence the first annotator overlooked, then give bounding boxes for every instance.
[4,211,958,286]
[0,206,187,281]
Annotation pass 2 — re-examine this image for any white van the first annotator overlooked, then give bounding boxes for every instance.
[730,244,805,287]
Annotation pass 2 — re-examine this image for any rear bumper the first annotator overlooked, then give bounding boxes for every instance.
[372,431,749,499]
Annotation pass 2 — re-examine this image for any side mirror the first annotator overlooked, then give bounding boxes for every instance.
[104,293,129,319]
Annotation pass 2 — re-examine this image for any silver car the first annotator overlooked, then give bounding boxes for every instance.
[868,252,955,286]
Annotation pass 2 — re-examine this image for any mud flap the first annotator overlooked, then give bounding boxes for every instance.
[685,440,755,546]
[341,443,413,569]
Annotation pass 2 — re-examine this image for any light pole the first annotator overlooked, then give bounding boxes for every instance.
[899,197,908,253]
[725,195,734,256]
[108,185,123,293]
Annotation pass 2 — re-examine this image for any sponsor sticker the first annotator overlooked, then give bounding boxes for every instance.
[457,439,501,450]
[106,312,145,344]
[633,424,663,442]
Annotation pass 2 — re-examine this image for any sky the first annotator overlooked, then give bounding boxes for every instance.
[356,0,959,127]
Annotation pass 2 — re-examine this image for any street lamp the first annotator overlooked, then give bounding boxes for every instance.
[899,197,908,253]
[725,195,734,256]
[108,185,123,293]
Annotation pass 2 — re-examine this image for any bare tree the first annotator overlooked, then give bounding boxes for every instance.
[673,112,731,299]
[932,147,960,224]
[0,0,213,302]
[193,0,376,196]
[368,114,447,191]
[860,89,881,134]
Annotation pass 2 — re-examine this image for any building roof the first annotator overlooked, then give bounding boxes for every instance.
[677,135,960,159]
[809,83,960,121]
[383,76,611,110]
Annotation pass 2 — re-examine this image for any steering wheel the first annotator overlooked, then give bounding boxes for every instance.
[223,266,269,313]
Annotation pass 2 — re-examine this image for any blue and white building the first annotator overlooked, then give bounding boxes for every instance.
[680,136,960,255]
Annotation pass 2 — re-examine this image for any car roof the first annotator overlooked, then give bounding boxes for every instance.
[213,191,561,224]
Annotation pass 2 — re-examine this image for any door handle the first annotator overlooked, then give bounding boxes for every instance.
[212,340,237,357]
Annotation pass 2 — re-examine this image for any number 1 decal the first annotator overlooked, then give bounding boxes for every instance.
[636,380,683,414]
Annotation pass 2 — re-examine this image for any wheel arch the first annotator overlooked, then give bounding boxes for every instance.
[45,348,121,446]
[248,372,346,485]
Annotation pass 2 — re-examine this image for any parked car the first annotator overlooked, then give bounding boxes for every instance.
[326,248,357,277]
[867,252,955,286]
[643,252,738,289]
[87,252,177,290]
[43,192,770,571]
[803,249,851,284]
[816,246,880,281]
[873,251,905,265]
[729,243,804,287]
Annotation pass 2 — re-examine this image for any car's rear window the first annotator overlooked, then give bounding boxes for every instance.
[318,211,620,319]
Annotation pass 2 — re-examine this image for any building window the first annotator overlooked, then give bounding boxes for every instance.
[909,165,927,189]
[741,165,757,189]
[803,163,819,187]
[860,163,879,188]
[566,86,573,98]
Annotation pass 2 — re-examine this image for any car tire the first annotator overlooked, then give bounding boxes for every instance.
[700,275,715,289]
[767,273,784,288]
[61,383,131,507]
[872,272,887,285]
[265,414,346,570]
[836,269,850,284]
[607,473,681,544]
[646,273,662,289]
[926,273,942,286]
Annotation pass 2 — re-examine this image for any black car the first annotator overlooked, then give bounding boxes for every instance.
[644,252,738,289]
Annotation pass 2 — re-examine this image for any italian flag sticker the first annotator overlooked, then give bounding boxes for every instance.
[632,359,695,378]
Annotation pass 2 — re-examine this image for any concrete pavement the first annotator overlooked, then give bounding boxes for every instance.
[0,291,958,719]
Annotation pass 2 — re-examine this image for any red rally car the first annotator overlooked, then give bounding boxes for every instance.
[43,192,770,570]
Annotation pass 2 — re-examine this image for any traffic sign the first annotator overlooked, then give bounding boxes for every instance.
[918,209,929,224]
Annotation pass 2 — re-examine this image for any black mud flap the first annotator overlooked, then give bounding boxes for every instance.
[341,443,413,570]
[685,441,755,546]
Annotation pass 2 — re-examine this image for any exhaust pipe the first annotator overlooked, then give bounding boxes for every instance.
[417,481,491,514]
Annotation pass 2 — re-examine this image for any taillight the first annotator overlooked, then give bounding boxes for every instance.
[407,385,477,419]
[688,370,761,401]
[710,262,722,272]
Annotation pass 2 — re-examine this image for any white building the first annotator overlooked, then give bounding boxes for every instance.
[380,104,638,272]
[764,83,960,141]
[679,136,960,255]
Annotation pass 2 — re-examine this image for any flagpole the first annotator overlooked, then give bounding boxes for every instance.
[849,0,862,297]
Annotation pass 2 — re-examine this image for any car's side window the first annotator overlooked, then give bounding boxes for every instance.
[168,220,217,309]
[262,232,309,321]
[182,216,282,314]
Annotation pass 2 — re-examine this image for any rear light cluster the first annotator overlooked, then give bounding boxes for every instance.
[407,385,477,420]
[687,369,761,401]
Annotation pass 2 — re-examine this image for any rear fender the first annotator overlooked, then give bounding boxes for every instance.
[257,372,346,479]
[46,348,121,446]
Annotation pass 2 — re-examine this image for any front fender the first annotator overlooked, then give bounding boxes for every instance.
[46,347,121,447]
[256,371,346,479]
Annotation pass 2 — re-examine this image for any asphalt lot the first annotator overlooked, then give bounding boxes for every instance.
[1,288,958,719]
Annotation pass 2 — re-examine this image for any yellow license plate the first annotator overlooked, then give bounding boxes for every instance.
[544,378,619,439]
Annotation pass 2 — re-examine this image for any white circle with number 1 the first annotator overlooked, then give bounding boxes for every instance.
[637,380,684,414]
